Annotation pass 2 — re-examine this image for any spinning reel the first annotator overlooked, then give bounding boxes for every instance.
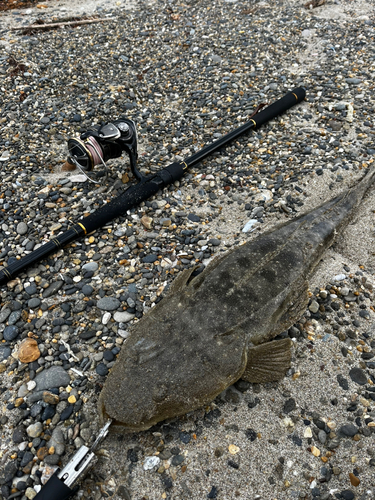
[65,118,145,183]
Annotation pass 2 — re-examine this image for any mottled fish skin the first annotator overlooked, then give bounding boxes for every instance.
[99,165,375,431]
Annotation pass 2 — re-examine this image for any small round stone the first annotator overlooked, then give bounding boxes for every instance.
[3,325,19,341]
[16,222,28,235]
[0,345,12,361]
[349,367,368,385]
[97,297,121,311]
[96,363,109,376]
[26,422,43,438]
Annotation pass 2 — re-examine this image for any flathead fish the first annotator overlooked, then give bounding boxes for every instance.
[99,165,375,431]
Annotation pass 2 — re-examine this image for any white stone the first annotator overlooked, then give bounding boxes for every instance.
[242,219,259,233]
[143,456,160,470]
[27,380,37,391]
[304,427,313,438]
[253,189,273,203]
[114,311,135,323]
[102,312,111,325]
[27,422,43,438]
[333,274,346,282]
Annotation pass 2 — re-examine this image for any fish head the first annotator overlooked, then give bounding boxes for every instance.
[98,286,248,432]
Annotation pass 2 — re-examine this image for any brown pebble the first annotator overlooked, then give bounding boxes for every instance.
[141,215,153,230]
[61,161,76,172]
[18,338,40,363]
[37,447,49,461]
[43,391,59,405]
[349,472,360,487]
[22,463,33,474]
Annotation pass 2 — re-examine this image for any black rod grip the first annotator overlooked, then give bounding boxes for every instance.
[34,473,75,500]
[252,87,306,128]
[81,161,185,234]
[0,162,186,285]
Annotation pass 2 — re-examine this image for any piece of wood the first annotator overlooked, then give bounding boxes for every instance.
[11,18,115,30]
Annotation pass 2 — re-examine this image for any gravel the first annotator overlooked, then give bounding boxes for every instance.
[0,0,375,499]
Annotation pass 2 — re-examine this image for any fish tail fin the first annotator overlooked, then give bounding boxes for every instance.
[354,161,375,198]
[241,338,292,383]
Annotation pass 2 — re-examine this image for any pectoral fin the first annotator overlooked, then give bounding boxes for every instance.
[241,338,292,383]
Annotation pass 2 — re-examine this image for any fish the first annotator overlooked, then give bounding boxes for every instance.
[98,164,375,431]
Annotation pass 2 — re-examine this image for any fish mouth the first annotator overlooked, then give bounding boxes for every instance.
[98,396,157,432]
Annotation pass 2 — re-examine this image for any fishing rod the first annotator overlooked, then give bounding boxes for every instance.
[0,87,305,286]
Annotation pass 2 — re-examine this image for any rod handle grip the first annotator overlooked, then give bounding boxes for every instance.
[34,473,76,500]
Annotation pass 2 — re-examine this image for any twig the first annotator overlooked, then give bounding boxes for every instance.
[11,18,115,30]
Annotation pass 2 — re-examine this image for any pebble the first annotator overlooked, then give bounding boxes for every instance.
[0,345,12,361]
[25,487,37,499]
[42,281,64,298]
[17,338,40,363]
[3,325,19,341]
[16,222,28,235]
[82,262,99,272]
[338,424,358,438]
[333,274,347,282]
[242,219,259,233]
[309,300,319,314]
[34,366,71,391]
[96,363,109,376]
[349,367,368,385]
[97,297,121,311]
[113,311,135,323]
[143,456,160,470]
[26,422,43,438]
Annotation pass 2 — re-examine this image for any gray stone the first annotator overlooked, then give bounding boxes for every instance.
[42,281,64,298]
[28,298,41,309]
[50,427,65,455]
[16,222,28,235]
[349,367,368,386]
[338,423,358,437]
[0,345,11,361]
[3,325,19,341]
[309,300,319,313]
[318,430,327,444]
[34,366,70,391]
[117,485,131,500]
[82,262,99,272]
[0,308,11,323]
[97,297,121,311]
[44,454,61,465]
[8,310,21,325]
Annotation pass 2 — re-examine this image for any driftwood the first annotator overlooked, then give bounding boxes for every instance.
[11,18,114,31]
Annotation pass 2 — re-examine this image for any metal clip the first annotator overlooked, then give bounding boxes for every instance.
[57,420,112,488]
